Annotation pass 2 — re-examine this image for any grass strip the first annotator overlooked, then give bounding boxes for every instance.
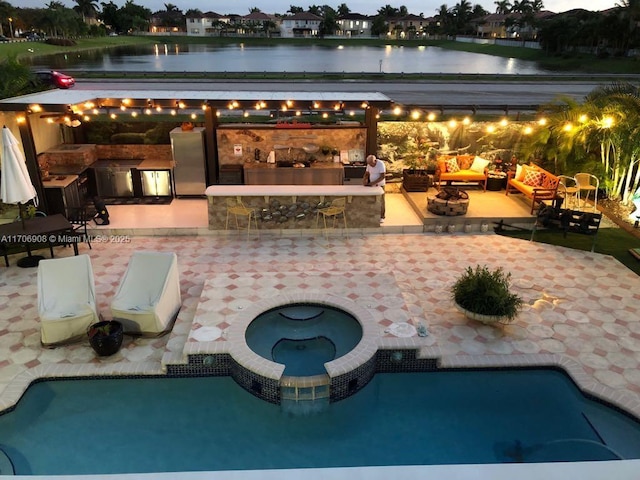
[497,226,640,276]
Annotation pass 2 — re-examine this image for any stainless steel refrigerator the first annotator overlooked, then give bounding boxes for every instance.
[170,127,207,196]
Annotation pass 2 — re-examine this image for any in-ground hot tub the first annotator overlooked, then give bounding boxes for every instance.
[245,304,363,377]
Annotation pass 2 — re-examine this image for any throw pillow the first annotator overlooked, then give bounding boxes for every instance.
[470,156,490,173]
[523,169,543,187]
[446,157,460,173]
[515,164,524,181]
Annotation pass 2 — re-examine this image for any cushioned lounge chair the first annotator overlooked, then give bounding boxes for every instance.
[38,254,99,346]
[110,251,181,336]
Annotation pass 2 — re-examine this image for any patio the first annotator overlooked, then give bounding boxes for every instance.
[0,189,639,425]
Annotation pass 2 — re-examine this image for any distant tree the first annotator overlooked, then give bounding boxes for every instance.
[377,5,398,17]
[155,2,183,29]
[184,9,202,17]
[511,0,533,14]
[337,3,350,16]
[435,4,453,34]
[452,0,473,31]
[100,1,120,30]
[288,5,304,14]
[249,7,261,13]
[398,5,408,16]
[308,5,322,16]
[370,15,387,36]
[73,0,99,23]
[616,0,640,49]
[118,0,152,33]
[494,0,512,14]
[319,9,338,36]
[43,5,84,37]
[472,4,488,17]
[262,19,276,36]
[530,0,544,11]
[0,1,14,37]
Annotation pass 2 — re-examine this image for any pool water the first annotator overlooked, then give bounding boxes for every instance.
[272,337,336,376]
[1,369,640,475]
[245,304,362,376]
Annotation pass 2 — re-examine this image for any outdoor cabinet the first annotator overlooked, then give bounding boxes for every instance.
[141,170,172,196]
[43,175,82,216]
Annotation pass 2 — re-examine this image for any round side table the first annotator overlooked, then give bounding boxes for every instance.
[486,175,507,191]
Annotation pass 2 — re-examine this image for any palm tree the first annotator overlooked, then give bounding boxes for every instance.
[586,83,640,202]
[435,4,453,35]
[378,5,399,17]
[494,0,512,14]
[337,3,350,16]
[452,0,473,31]
[73,0,99,23]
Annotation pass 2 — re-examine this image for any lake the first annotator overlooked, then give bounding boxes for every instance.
[25,43,559,74]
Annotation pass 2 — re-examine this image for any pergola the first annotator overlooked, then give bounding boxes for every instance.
[0,89,393,211]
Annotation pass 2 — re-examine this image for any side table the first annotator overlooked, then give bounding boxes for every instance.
[486,175,507,191]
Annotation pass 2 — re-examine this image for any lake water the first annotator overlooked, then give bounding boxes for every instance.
[26,43,557,74]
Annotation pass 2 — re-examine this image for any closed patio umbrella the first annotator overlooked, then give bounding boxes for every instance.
[1,126,38,228]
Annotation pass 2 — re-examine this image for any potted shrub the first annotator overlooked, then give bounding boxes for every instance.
[451,265,523,324]
[87,320,124,356]
[402,154,436,192]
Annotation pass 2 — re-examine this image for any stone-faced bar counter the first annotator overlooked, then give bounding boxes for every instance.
[205,185,384,230]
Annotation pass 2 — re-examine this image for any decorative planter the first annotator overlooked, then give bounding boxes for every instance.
[402,169,433,192]
[88,320,124,356]
[454,302,514,325]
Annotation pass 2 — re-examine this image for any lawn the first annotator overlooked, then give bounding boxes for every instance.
[497,225,640,276]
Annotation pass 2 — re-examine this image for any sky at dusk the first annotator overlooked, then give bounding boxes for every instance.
[15,0,618,16]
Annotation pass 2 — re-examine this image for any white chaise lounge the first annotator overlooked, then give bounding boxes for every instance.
[110,251,181,335]
[38,254,99,346]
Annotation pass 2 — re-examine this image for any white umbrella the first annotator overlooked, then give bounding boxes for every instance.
[1,126,38,227]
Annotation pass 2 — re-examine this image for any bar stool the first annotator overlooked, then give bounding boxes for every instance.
[557,175,579,210]
[225,198,258,238]
[315,197,348,238]
[575,173,599,211]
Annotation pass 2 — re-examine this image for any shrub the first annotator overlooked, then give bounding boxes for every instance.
[110,132,145,144]
[45,38,77,46]
[451,265,523,321]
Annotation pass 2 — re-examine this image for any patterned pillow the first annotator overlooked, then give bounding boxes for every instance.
[446,157,460,173]
[523,169,543,187]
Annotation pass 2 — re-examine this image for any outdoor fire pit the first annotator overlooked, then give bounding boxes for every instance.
[427,188,470,216]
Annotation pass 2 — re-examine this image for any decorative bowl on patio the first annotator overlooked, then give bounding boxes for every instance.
[451,265,522,324]
[87,320,124,356]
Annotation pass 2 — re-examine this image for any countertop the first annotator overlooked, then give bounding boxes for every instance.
[205,185,383,196]
[243,162,343,170]
[42,174,79,188]
[137,159,174,170]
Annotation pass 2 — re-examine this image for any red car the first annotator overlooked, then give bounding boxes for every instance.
[34,70,75,89]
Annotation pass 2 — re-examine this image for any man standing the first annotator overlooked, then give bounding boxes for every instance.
[363,154,386,222]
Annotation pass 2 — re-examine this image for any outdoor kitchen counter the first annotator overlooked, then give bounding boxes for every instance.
[206,185,383,230]
[243,162,344,185]
[135,159,173,170]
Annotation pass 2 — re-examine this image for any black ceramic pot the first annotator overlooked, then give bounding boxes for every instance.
[88,320,124,356]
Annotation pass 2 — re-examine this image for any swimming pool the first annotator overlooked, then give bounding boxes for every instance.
[1,369,640,475]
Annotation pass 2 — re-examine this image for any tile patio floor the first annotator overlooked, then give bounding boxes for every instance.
[0,194,639,421]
